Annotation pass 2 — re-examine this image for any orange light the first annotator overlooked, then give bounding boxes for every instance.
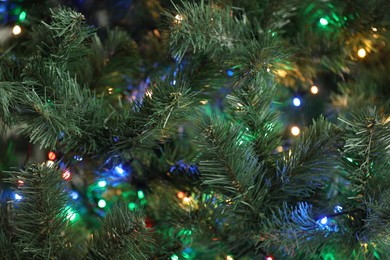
[62,170,71,181]
[177,191,185,199]
[48,151,56,160]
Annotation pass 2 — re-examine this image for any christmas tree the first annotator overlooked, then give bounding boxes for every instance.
[1,0,390,259]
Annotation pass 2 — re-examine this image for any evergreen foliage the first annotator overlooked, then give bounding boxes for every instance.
[0,1,390,259]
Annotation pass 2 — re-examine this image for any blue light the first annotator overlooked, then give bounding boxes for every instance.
[320,217,328,225]
[70,191,79,200]
[14,194,22,200]
[293,97,301,107]
[226,69,234,77]
[334,205,343,213]
[74,155,83,161]
[114,164,125,175]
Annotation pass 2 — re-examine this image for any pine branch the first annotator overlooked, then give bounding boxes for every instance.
[3,163,76,259]
[275,117,342,199]
[226,77,281,160]
[166,0,249,60]
[86,204,154,260]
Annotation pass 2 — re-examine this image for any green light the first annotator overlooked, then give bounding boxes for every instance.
[319,18,329,26]
[98,199,106,208]
[128,202,137,211]
[19,11,27,21]
[98,180,107,188]
[137,190,145,200]
[171,255,179,260]
[182,252,190,259]
[65,206,77,221]
[346,157,353,163]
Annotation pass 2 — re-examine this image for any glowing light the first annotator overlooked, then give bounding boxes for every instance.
[66,207,77,221]
[128,202,137,211]
[266,257,273,260]
[74,155,83,161]
[334,205,343,213]
[114,164,124,175]
[12,25,22,35]
[292,97,301,107]
[177,191,185,199]
[357,48,366,58]
[17,180,24,186]
[98,180,107,188]
[372,27,378,32]
[276,69,287,77]
[291,126,300,136]
[98,199,106,208]
[137,190,145,200]
[310,86,319,94]
[14,194,22,200]
[200,100,208,105]
[183,197,192,204]
[319,18,329,26]
[175,14,183,23]
[171,254,179,260]
[226,69,234,77]
[48,151,56,160]
[70,191,79,200]
[19,11,27,21]
[320,217,328,225]
[62,170,71,181]
[108,87,113,94]
[226,256,234,260]
[46,160,55,167]
[276,146,283,153]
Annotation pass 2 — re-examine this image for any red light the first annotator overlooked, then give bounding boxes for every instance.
[48,151,56,161]
[266,257,273,260]
[177,191,185,199]
[62,170,71,181]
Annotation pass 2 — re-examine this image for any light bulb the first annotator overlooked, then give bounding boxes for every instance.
[293,97,301,107]
[291,126,300,136]
[310,86,319,94]
[357,48,366,58]
[12,25,22,35]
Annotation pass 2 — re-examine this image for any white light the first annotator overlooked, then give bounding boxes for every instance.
[293,97,301,107]
[291,126,300,136]
[320,217,328,225]
[12,25,22,35]
[114,165,124,175]
[357,48,366,58]
[14,194,22,200]
[98,180,107,188]
[310,86,319,94]
[98,199,106,208]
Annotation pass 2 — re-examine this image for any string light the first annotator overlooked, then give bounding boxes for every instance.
[320,216,328,225]
[226,256,234,260]
[226,69,234,77]
[310,85,319,94]
[48,151,56,160]
[319,18,329,26]
[291,126,300,136]
[17,180,24,186]
[266,257,273,260]
[137,190,145,200]
[171,254,179,260]
[276,146,283,153]
[177,191,185,199]
[357,48,366,58]
[293,97,301,107]
[114,164,125,175]
[62,169,71,180]
[46,160,55,167]
[19,11,27,21]
[334,205,343,213]
[14,194,22,200]
[12,25,22,35]
[70,191,79,200]
[98,180,107,188]
[128,202,137,211]
[174,14,183,23]
[98,199,106,208]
